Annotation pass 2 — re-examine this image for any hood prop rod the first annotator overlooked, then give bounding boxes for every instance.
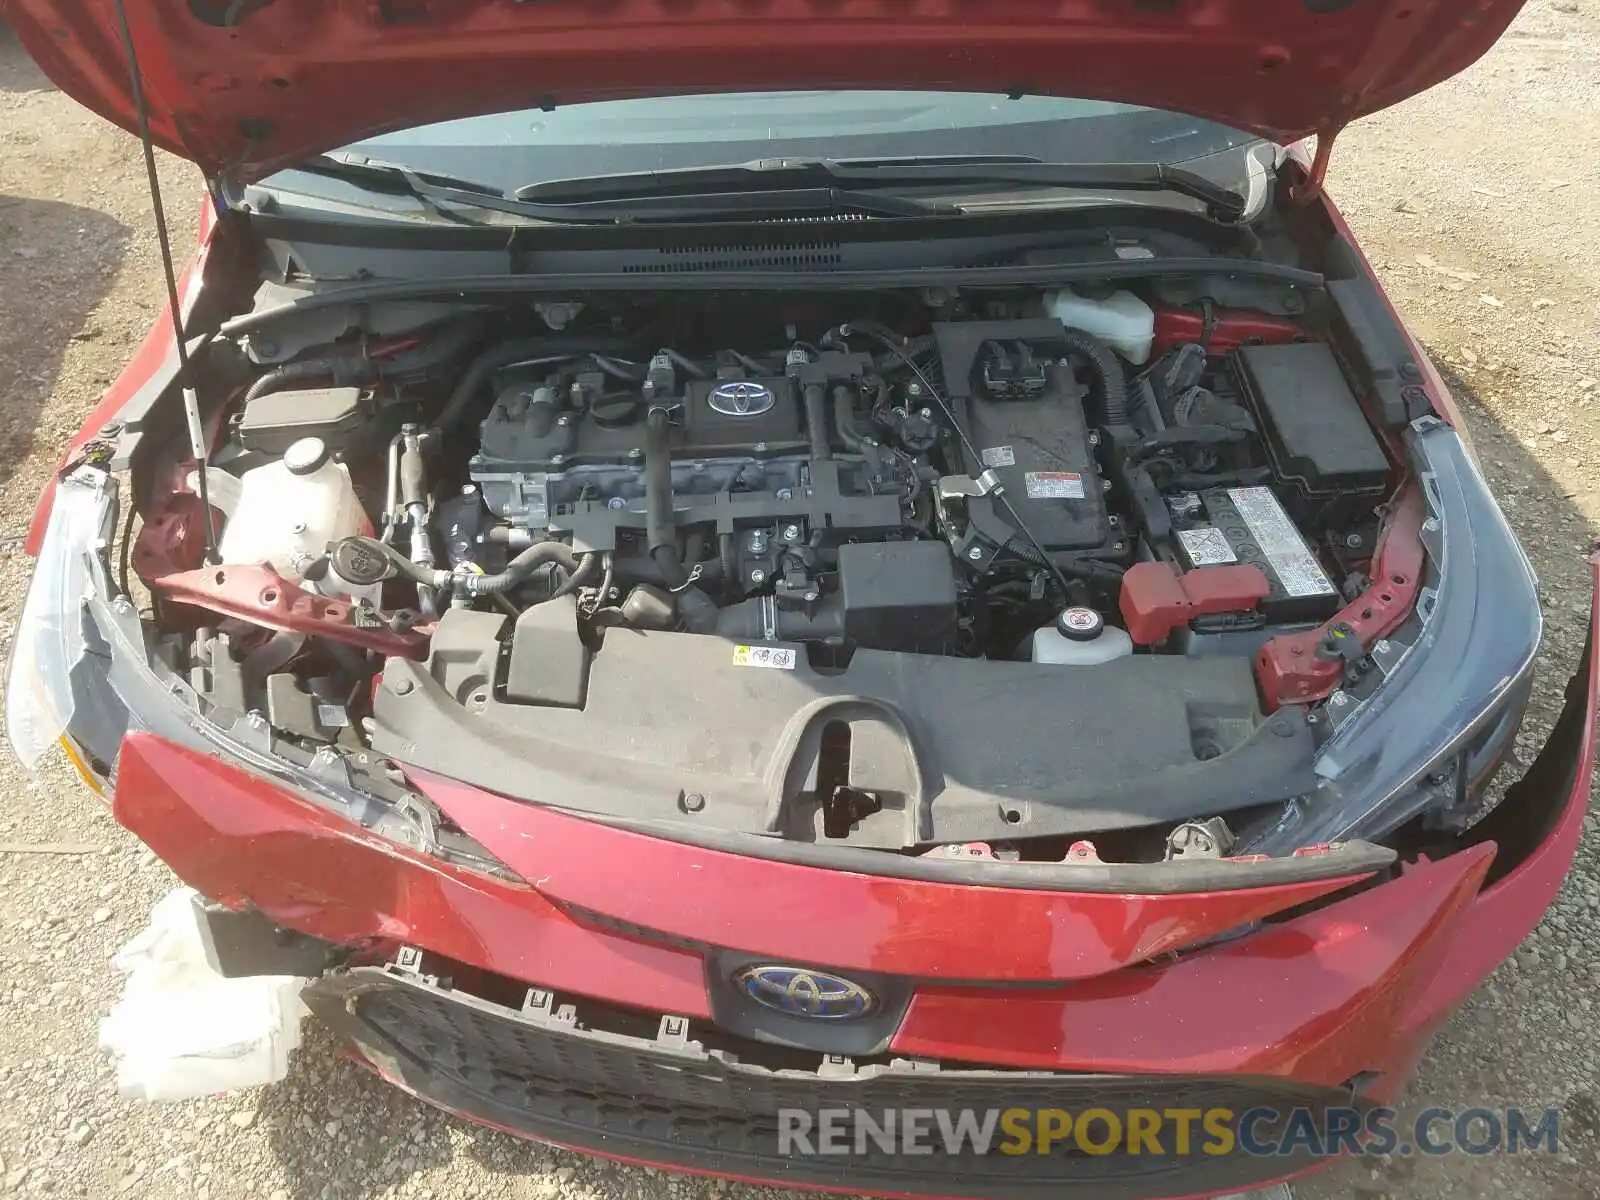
[112,0,220,564]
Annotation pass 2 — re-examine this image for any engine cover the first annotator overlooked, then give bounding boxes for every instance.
[682,376,806,455]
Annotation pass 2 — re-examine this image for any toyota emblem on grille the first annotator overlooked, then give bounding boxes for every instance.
[709,380,776,417]
[732,964,878,1020]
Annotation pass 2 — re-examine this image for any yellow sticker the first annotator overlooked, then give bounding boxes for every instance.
[732,644,797,670]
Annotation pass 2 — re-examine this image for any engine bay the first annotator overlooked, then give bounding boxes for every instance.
[121,280,1424,851]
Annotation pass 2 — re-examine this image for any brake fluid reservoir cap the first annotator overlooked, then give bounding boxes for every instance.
[1056,606,1104,642]
[283,436,330,476]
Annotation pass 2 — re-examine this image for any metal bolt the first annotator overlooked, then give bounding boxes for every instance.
[628,447,644,461]
[752,442,768,453]
[555,414,571,427]
[246,711,267,730]
[775,488,793,501]
[289,521,307,535]
[966,546,984,561]
[460,484,477,497]
[607,497,627,510]
[391,677,414,696]
[918,407,932,419]
[1344,532,1364,549]
[548,454,566,467]
[749,568,766,584]
[782,523,802,542]
[1087,431,1100,446]
[1330,691,1350,708]
[907,382,923,397]
[803,590,819,602]
[683,792,706,813]
[746,531,768,554]
[1113,541,1126,553]
[1101,478,1113,491]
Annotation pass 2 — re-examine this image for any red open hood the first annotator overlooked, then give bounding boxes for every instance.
[7,0,1525,181]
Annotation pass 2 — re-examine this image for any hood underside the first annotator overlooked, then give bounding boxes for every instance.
[6,0,1526,181]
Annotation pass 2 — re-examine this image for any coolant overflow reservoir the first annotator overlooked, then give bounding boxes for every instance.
[1046,287,1155,364]
[217,437,365,579]
[1032,606,1134,666]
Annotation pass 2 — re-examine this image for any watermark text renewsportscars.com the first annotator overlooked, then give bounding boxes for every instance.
[777,1106,1561,1159]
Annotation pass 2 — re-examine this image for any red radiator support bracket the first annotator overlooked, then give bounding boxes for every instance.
[152,564,431,658]
[1256,488,1427,709]
[1120,561,1272,645]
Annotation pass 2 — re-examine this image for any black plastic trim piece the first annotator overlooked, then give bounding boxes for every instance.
[304,966,1362,1200]
[218,257,1325,339]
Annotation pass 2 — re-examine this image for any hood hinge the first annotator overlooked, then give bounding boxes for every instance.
[1288,124,1342,206]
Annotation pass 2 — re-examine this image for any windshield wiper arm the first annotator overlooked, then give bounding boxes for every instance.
[517,156,1247,222]
[291,154,956,224]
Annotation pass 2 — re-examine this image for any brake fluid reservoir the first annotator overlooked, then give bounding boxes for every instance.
[1046,287,1156,364]
[1032,606,1134,666]
[217,437,365,580]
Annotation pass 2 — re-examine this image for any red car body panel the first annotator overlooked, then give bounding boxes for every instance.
[1,0,1530,180]
[406,767,1379,983]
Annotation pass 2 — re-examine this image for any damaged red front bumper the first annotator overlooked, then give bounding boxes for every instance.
[109,578,1599,1198]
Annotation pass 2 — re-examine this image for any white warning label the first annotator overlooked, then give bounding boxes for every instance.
[1024,471,1086,500]
[732,644,797,670]
[1227,487,1337,598]
[1177,526,1238,566]
[980,445,1016,469]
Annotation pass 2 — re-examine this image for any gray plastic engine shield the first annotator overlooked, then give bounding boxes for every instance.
[370,626,1315,847]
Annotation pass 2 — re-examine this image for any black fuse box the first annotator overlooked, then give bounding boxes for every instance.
[1229,343,1390,521]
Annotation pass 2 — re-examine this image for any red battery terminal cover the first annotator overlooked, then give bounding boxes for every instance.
[1119,561,1273,645]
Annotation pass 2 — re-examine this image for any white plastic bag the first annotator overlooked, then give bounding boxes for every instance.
[99,887,309,1101]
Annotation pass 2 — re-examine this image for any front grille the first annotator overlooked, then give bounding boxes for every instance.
[307,967,1348,1199]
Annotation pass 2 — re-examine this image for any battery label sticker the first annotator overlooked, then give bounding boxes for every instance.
[1227,487,1337,597]
[732,645,797,670]
[1024,471,1086,500]
[980,445,1016,469]
[1178,526,1238,566]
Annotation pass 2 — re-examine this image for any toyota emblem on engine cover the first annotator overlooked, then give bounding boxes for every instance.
[732,964,879,1020]
[709,380,776,417]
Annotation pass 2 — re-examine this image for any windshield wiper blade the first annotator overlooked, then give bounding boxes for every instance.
[291,154,955,224]
[517,156,1247,222]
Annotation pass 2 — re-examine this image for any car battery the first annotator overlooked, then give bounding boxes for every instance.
[1170,486,1341,625]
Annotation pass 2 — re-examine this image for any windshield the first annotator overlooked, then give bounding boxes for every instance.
[255,90,1262,210]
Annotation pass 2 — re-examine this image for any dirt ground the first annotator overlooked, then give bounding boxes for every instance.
[1,4,1598,1199]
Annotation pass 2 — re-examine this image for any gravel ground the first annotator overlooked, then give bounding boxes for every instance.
[1,6,1599,1199]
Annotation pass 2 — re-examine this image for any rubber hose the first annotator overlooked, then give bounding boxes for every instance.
[245,356,376,401]
[644,407,680,564]
[244,318,481,402]
[712,595,846,641]
[1058,327,1130,425]
[803,382,832,461]
[832,385,866,452]
[463,540,583,596]
[546,551,599,601]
